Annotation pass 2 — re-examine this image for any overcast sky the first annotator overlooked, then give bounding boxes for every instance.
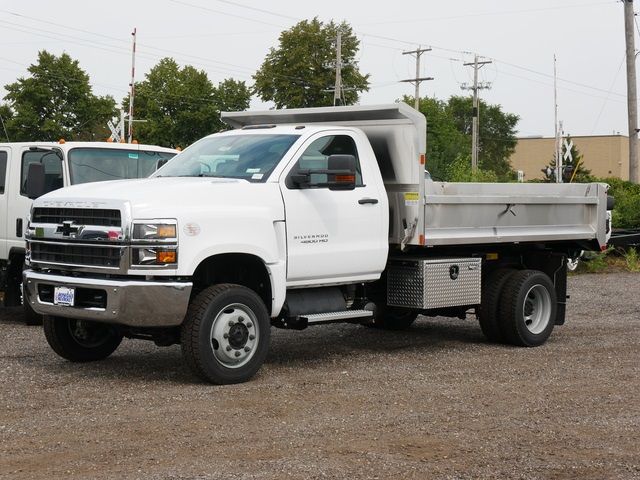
[0,0,630,138]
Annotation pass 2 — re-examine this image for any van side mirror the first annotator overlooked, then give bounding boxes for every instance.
[26,163,46,199]
[290,154,357,190]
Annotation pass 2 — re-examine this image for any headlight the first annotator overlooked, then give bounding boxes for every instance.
[132,222,177,240]
[133,247,177,265]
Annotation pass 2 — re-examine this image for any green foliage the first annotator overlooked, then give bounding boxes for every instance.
[125,58,250,148]
[253,18,369,108]
[600,177,640,229]
[542,136,592,183]
[446,96,519,180]
[2,50,116,141]
[623,248,640,272]
[402,95,517,181]
[446,153,499,182]
[582,248,612,273]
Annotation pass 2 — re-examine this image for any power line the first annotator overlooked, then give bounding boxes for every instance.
[359,1,617,26]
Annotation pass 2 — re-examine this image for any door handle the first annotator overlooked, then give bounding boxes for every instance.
[358,198,379,205]
[16,218,23,238]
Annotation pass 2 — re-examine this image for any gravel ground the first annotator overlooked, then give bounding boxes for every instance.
[0,272,639,480]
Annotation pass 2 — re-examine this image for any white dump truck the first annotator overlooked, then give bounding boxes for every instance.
[0,141,177,323]
[23,104,610,384]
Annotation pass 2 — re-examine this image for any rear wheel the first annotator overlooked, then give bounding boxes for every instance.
[477,268,516,342]
[43,316,123,362]
[498,270,557,347]
[181,284,270,384]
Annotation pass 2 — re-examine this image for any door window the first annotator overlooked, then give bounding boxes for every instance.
[0,151,6,194]
[20,149,63,196]
[287,135,363,188]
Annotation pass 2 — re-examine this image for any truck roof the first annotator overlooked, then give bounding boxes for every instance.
[0,141,177,154]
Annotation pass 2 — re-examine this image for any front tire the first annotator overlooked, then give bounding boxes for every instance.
[43,316,123,362]
[181,284,270,384]
[498,270,557,347]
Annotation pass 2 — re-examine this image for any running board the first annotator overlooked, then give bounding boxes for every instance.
[299,309,374,324]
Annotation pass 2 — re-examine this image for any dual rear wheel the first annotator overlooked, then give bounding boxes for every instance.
[478,269,557,347]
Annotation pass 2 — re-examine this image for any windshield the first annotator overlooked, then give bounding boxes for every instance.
[155,134,300,182]
[68,148,176,185]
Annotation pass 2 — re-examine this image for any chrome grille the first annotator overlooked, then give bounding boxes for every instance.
[31,242,123,268]
[32,208,121,227]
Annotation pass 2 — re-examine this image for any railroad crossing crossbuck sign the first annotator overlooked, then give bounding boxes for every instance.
[563,139,573,164]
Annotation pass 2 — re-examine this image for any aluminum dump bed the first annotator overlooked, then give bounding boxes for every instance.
[421,181,608,248]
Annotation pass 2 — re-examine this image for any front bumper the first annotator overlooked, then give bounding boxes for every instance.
[23,270,192,327]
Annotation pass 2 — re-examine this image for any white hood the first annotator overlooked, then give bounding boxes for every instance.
[36,177,285,221]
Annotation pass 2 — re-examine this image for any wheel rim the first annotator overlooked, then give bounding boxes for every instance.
[209,303,259,369]
[67,320,113,348]
[522,284,552,334]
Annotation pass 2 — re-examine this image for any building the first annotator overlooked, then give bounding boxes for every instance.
[509,134,629,181]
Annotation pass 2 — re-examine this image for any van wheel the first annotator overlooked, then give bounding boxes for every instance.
[498,270,557,347]
[181,284,270,384]
[477,268,516,342]
[43,316,123,362]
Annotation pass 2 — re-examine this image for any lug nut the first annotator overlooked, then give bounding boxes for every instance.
[238,317,244,323]
[223,333,229,339]
[235,351,241,357]
[244,347,250,352]
[228,321,234,327]
[249,335,255,341]
[226,346,232,352]
[246,322,253,328]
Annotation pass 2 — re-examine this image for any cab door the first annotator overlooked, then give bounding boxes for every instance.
[6,147,64,255]
[0,147,9,260]
[280,131,388,286]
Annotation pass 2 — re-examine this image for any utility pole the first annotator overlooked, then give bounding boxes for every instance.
[462,54,492,173]
[554,55,562,183]
[127,27,137,143]
[401,46,433,110]
[333,32,342,106]
[624,0,639,183]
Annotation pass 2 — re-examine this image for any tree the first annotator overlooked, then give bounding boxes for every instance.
[403,95,518,181]
[447,96,519,179]
[126,58,251,148]
[542,137,592,183]
[253,18,369,108]
[2,51,116,141]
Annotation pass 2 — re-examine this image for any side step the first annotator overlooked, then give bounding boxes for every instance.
[299,309,374,324]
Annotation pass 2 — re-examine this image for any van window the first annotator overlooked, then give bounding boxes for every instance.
[20,149,64,196]
[0,151,7,194]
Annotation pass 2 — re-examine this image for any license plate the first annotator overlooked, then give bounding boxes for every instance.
[53,286,75,306]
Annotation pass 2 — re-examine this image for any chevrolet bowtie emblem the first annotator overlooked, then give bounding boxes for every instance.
[56,220,80,237]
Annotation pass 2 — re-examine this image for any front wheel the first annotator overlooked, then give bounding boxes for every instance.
[43,316,123,362]
[181,284,271,384]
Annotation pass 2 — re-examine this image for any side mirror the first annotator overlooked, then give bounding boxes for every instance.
[326,154,357,190]
[26,163,46,199]
[290,154,357,190]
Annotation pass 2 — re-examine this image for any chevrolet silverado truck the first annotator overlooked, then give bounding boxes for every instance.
[23,104,610,384]
[1,141,177,324]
